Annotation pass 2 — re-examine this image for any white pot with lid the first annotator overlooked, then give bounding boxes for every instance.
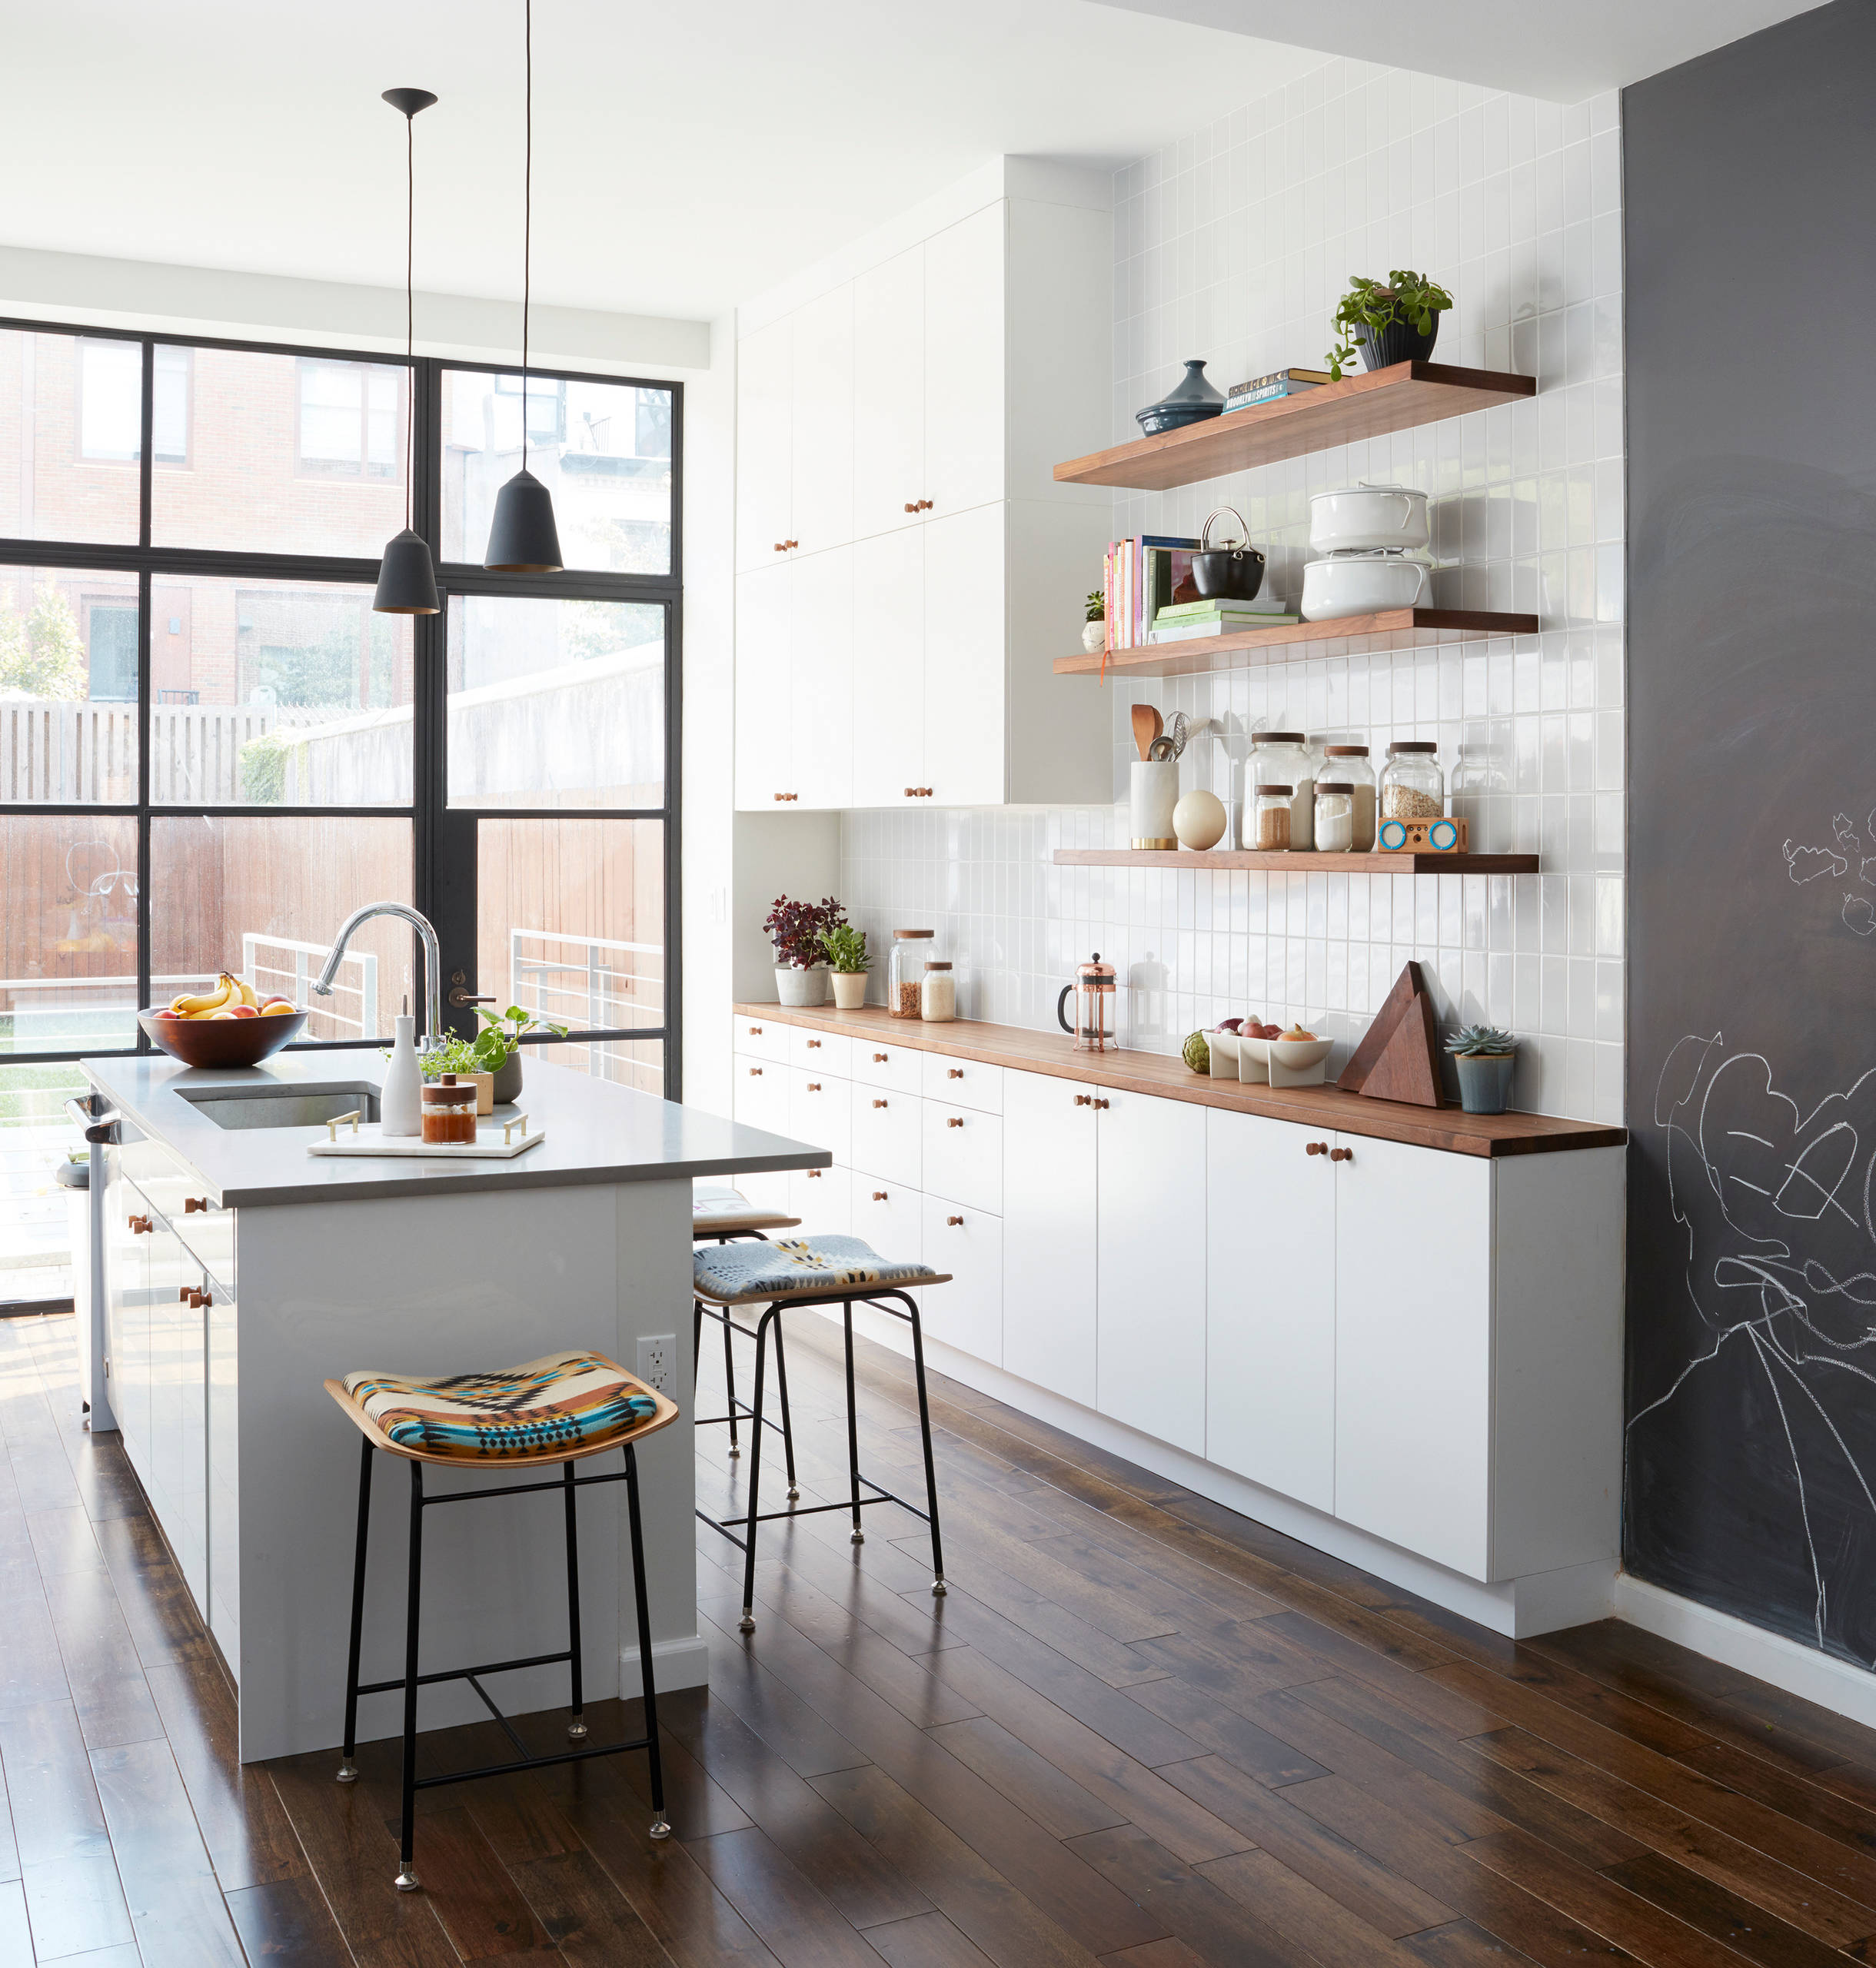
[1300,552,1431,621]
[1309,482,1431,554]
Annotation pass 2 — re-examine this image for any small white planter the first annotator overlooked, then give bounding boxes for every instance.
[774,965,828,1008]
[1082,620,1107,653]
[830,971,868,1010]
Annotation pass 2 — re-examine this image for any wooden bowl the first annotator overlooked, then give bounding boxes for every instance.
[139,1009,308,1068]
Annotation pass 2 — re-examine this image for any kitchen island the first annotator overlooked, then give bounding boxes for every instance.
[82,1048,827,1763]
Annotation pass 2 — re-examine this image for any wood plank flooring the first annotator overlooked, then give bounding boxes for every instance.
[7,1311,1876,1967]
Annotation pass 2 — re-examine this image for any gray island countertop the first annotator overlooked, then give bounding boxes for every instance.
[81,1049,829,1208]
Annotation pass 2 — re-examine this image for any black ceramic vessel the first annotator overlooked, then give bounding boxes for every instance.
[1192,543,1266,602]
[1135,358,1226,434]
[1357,317,1440,371]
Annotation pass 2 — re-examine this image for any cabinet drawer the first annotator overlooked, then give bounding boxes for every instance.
[788,1069,852,1168]
[851,1175,923,1270]
[921,1053,1003,1114]
[921,1101,1002,1213]
[851,1037,924,1095]
[789,1026,850,1075]
[732,1015,793,1065]
[790,1163,850,1237]
[920,1198,1002,1364]
[850,1088,922,1188]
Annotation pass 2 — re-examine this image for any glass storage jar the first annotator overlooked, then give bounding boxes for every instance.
[887,929,936,1019]
[1250,783,1293,850]
[1320,743,1376,849]
[420,1073,478,1145]
[1251,731,1316,848]
[1379,740,1444,822]
[920,960,956,1022]
[1313,783,1355,852]
[1449,742,1506,836]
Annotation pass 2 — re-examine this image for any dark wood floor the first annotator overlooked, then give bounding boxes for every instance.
[8,1315,1876,1967]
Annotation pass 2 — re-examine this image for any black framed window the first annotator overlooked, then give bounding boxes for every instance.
[0,316,683,1175]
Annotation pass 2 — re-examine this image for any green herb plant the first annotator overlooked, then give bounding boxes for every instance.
[1446,1023,1517,1057]
[821,922,871,975]
[1084,589,1106,623]
[414,1032,479,1079]
[469,1004,569,1072]
[1326,271,1455,380]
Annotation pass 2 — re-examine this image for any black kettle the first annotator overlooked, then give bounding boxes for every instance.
[1191,505,1266,603]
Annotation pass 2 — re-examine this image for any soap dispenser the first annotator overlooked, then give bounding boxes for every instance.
[382,1012,422,1137]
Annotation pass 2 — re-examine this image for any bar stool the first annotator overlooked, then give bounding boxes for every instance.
[691,1234,950,1634]
[324,1348,679,1892]
[691,1184,803,1491]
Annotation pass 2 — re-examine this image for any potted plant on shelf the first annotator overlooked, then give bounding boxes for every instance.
[1326,271,1455,379]
[821,922,872,1009]
[1447,1024,1518,1114]
[1083,589,1107,655]
[764,895,844,1007]
[467,1004,567,1106]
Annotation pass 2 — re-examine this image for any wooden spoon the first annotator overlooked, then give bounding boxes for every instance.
[1131,703,1163,762]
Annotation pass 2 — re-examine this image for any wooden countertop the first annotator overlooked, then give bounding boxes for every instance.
[732,1003,1626,1159]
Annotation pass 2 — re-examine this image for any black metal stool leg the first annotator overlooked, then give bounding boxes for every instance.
[723,1301,742,1458]
[338,1431,372,1782]
[691,1298,703,1401]
[738,1305,774,1632]
[624,1441,670,1839]
[843,1299,864,1545]
[563,1458,587,1740]
[906,1295,948,1597]
[770,1315,801,1502]
[395,1458,423,1891]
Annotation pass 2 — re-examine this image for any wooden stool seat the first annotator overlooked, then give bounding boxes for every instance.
[691,1183,800,1238]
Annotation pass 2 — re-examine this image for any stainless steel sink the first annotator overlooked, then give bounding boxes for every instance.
[177,1085,382,1131]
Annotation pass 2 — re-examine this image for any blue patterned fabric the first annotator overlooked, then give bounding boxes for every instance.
[694,1235,940,1301]
[340,1349,660,1459]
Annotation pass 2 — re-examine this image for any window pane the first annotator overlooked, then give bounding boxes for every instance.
[0,567,140,801]
[0,330,140,543]
[537,1035,664,1096]
[153,344,191,464]
[151,816,414,1042]
[0,816,141,1052]
[447,596,663,809]
[151,345,408,554]
[440,368,673,573]
[0,1060,88,1304]
[477,819,664,1041]
[146,577,411,806]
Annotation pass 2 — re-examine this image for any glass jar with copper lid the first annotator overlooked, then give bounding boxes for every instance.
[421,1073,479,1145]
[886,929,936,1019]
[1055,952,1117,1052]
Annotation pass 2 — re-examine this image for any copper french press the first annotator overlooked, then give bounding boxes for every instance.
[1056,953,1117,1052]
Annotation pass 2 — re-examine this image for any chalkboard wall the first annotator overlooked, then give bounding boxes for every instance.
[1625,0,1876,1664]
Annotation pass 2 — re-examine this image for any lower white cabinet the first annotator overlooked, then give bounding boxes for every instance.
[850,1086,921,1188]
[922,1100,1001,1214]
[1001,1069,1097,1409]
[789,1068,851,1169]
[920,1197,1002,1363]
[732,1056,794,1212]
[851,1174,923,1270]
[790,1163,850,1236]
[1205,1109,1337,1514]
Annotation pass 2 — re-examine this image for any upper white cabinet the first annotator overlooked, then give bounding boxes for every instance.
[736,161,1114,811]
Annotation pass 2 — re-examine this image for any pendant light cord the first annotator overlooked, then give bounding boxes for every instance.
[521,0,532,475]
[404,107,415,530]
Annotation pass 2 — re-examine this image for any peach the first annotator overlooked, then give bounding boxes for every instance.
[231,1004,260,1018]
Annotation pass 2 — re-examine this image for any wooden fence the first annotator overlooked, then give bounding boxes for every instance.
[0,701,277,804]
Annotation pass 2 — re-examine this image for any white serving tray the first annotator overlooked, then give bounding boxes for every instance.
[308,1112,546,1159]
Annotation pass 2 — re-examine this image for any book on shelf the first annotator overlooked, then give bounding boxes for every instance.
[1149,614,1302,641]
[1226,366,1332,396]
[1225,380,1322,411]
[1103,534,1199,650]
[1156,595,1290,622]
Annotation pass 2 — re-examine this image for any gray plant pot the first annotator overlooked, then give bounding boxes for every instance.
[491,1052,524,1106]
[1454,1052,1515,1115]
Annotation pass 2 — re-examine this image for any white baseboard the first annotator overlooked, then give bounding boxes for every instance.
[620,1634,710,1700]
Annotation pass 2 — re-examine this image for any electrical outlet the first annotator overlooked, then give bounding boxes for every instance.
[636,1333,676,1395]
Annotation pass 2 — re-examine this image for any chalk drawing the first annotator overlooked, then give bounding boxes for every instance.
[1781,806,1876,936]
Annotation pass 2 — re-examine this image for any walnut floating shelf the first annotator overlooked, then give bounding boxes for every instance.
[1055,607,1538,679]
[1055,848,1540,875]
[1055,361,1536,491]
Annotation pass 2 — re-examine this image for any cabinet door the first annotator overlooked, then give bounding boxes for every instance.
[850,1085,922,1188]
[732,1057,793,1213]
[920,1101,1001,1215]
[208,1276,240,1672]
[788,1068,851,1168]
[1334,1134,1494,1579]
[1205,1110,1336,1512]
[920,1198,1002,1364]
[790,283,853,553]
[790,545,853,810]
[851,527,924,806]
[103,1178,151,1473]
[145,1212,188,1531]
[734,562,793,809]
[790,1164,850,1238]
[1097,1088,1207,1454]
[922,504,1006,807]
[923,204,1006,517]
[735,314,792,572]
[851,1175,923,1274]
[851,245,923,541]
[1001,1069,1097,1408]
[179,1269,209,1616]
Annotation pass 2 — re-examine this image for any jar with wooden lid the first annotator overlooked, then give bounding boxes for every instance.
[1379,740,1444,821]
[1313,783,1355,852]
[1250,732,1316,847]
[1251,783,1293,851]
[421,1073,478,1145]
[887,929,936,1019]
[1321,744,1376,849]
[920,961,956,1022]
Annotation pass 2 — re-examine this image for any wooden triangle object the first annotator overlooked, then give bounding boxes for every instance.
[1336,960,1425,1092]
[1337,959,1445,1108]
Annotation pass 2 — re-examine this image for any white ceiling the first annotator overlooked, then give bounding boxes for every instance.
[0,0,1828,327]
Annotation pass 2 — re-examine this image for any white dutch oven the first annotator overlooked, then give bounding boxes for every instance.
[1300,552,1430,621]
[1309,481,1431,554]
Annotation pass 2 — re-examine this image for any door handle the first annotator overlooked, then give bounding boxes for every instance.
[1306,1141,1329,1156]
[946,1068,963,1079]
[873,1191,887,1202]
[946,1215,963,1226]
[1074,1094,1092,1105]
[1330,1146,1353,1162]
[449,969,496,1008]
[946,1117,964,1128]
[128,1214,151,1233]
[184,1196,208,1213]
[1093,1098,1109,1110]
[873,1099,888,1109]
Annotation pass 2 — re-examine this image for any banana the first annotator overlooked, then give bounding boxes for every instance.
[237,976,258,1009]
[172,974,232,1017]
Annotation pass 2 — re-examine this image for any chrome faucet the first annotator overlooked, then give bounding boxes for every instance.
[315,902,442,1042]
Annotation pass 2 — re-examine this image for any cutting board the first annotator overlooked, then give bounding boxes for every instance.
[308,1120,546,1159]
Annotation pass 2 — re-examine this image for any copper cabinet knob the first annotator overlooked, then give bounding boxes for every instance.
[773,541,787,552]
[807,1082,821,1092]
[947,1215,963,1226]
[1306,1141,1328,1156]
[1093,1098,1110,1110]
[947,1068,963,1078]
[873,1099,888,1109]
[128,1215,151,1233]
[807,1039,820,1048]
[185,1196,208,1213]
[904,502,920,514]
[749,1066,762,1075]
[1330,1146,1353,1162]
[946,1116,964,1128]
[1074,1094,1093,1106]
[749,1026,763,1035]
[806,1169,821,1178]
[873,1191,887,1201]
[178,1286,192,1301]
[920,499,933,510]
[187,1288,211,1309]
[872,1052,887,1062]
[784,539,799,550]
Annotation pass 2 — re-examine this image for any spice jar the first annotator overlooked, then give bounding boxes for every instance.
[1379,740,1444,820]
[920,961,956,1022]
[1314,783,1355,852]
[1251,732,1316,848]
[1251,783,1293,851]
[1321,744,1376,849]
[887,929,936,1019]
[421,1073,478,1145]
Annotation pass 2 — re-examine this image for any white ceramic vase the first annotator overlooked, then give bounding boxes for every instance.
[381,1013,422,1137]
[774,965,828,1008]
[831,971,868,1010]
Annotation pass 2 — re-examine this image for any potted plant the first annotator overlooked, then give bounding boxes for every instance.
[763,895,844,1007]
[1447,1024,1518,1114]
[469,1004,568,1106]
[416,1032,494,1114]
[1326,271,1455,378]
[821,922,871,1009]
[1083,589,1106,655]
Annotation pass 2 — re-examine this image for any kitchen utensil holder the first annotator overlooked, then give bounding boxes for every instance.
[1130,760,1179,850]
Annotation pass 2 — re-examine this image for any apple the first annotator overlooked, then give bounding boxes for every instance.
[155,1009,181,1020]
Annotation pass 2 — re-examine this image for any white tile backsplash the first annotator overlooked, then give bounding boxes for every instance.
[839,59,1625,1125]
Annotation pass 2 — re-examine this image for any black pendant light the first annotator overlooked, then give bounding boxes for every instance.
[484,0,564,572]
[373,85,441,614]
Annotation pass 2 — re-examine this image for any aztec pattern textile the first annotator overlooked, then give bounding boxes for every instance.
[341,1349,660,1460]
[694,1234,940,1300]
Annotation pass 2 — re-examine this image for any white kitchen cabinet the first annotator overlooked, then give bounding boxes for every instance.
[1205,1109,1337,1514]
[178,1262,210,1614]
[208,1278,240,1667]
[851,1174,923,1272]
[733,561,793,809]
[790,546,853,811]
[788,1067,851,1169]
[103,1176,151,1475]
[921,1198,1002,1364]
[850,1085,921,1189]
[1333,1133,1494,1578]
[732,1055,794,1213]
[1000,1069,1097,1410]
[920,1053,1003,1115]
[851,245,924,542]
[1096,1086,1207,1456]
[736,1016,793,1066]
[850,527,925,807]
[735,314,793,572]
[921,1101,1001,1215]
[852,1037,924,1095]
[790,1027,853,1075]
[922,503,1007,807]
[146,1208,188,1534]
[922,204,1005,518]
[790,284,853,553]
[790,1164,850,1237]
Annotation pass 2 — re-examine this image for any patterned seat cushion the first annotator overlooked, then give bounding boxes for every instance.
[694,1235,940,1302]
[340,1348,660,1460]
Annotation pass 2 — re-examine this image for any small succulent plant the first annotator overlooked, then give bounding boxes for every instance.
[1446,1024,1517,1056]
[1085,589,1106,623]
